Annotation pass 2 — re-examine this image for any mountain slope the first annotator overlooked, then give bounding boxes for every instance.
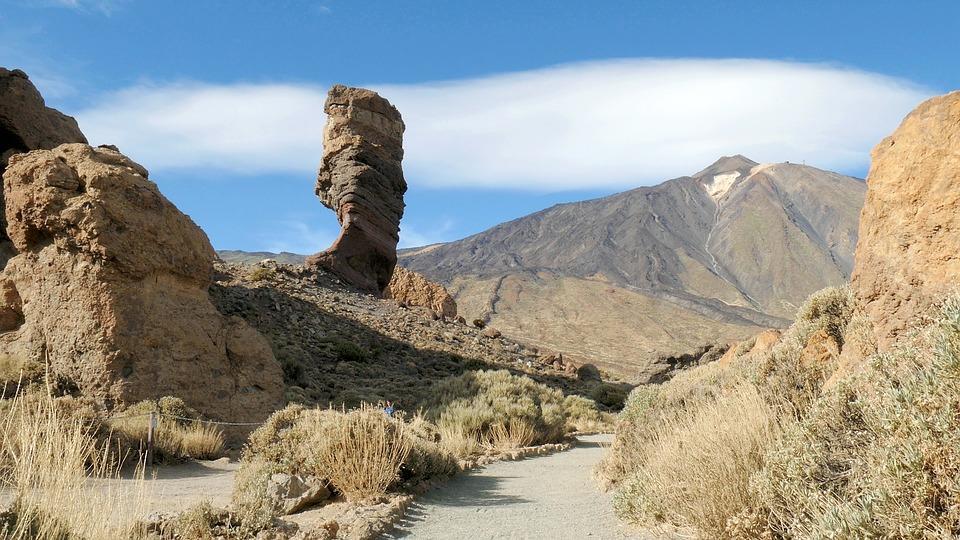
[399,156,866,380]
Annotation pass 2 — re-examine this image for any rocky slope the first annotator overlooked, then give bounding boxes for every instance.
[211,260,608,409]
[851,90,960,349]
[400,156,866,381]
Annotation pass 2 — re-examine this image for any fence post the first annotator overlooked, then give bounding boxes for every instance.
[146,412,156,468]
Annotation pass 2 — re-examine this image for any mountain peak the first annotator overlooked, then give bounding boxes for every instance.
[693,155,759,178]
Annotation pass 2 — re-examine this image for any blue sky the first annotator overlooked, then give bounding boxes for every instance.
[1,1,957,252]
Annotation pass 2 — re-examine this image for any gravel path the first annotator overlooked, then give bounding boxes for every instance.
[389,434,651,539]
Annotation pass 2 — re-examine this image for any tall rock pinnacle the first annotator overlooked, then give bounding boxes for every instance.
[305,85,407,294]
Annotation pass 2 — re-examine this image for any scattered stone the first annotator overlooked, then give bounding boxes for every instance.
[267,473,331,515]
[0,144,284,428]
[455,316,466,325]
[482,327,501,339]
[472,319,486,329]
[851,90,960,349]
[305,85,407,294]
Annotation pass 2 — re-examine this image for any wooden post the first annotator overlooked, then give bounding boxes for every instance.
[146,412,156,469]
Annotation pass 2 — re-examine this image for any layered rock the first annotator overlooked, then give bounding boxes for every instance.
[851,91,960,348]
[306,85,407,294]
[0,144,283,423]
[0,67,87,262]
[383,266,457,317]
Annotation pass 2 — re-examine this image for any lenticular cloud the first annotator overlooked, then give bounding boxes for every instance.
[77,58,931,190]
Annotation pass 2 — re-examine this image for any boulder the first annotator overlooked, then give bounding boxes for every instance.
[305,85,407,294]
[482,327,502,339]
[0,67,87,263]
[383,266,457,318]
[851,91,960,348]
[472,319,486,329]
[0,144,283,426]
[266,473,331,515]
[576,363,602,382]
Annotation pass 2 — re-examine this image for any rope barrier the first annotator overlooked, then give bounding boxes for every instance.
[106,412,262,427]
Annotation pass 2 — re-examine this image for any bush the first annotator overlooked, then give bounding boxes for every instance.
[424,370,568,451]
[612,384,776,537]
[562,394,612,433]
[232,460,283,536]
[589,383,629,409]
[109,397,225,462]
[755,294,960,538]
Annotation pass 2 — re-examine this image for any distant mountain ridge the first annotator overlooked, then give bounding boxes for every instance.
[399,156,866,381]
[217,250,307,265]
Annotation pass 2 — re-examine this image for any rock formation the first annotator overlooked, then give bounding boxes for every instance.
[383,266,457,318]
[851,91,960,349]
[0,144,283,423]
[305,85,407,294]
[0,67,87,262]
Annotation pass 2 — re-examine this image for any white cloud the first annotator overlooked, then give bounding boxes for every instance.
[398,219,456,249]
[262,219,336,255]
[76,59,933,190]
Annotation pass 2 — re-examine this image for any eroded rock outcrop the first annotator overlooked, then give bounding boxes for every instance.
[383,266,457,317]
[0,144,283,423]
[851,91,960,349]
[0,68,87,262]
[305,85,407,294]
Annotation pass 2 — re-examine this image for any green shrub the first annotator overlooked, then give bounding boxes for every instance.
[755,294,960,538]
[424,370,568,449]
[588,383,629,409]
[232,460,283,536]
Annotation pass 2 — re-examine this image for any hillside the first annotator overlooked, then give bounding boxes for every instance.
[399,156,866,381]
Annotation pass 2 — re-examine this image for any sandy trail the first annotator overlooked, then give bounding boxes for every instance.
[388,434,651,539]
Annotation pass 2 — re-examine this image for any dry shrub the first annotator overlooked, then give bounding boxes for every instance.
[109,397,225,462]
[243,405,416,502]
[0,390,147,539]
[755,285,856,417]
[563,394,613,433]
[484,418,537,450]
[425,370,568,453]
[231,460,283,536]
[302,404,412,501]
[756,294,960,538]
[612,383,777,537]
[597,358,751,486]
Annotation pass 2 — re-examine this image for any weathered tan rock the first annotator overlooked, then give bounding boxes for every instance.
[850,91,960,349]
[266,473,331,515]
[0,144,283,424]
[305,85,407,294]
[0,67,87,263]
[798,329,841,372]
[383,266,457,318]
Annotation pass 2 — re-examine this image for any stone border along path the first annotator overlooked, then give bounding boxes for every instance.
[386,434,658,539]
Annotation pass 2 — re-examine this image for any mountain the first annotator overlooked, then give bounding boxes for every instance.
[399,156,866,381]
[217,250,307,265]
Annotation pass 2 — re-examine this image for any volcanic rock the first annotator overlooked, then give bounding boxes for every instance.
[0,144,283,424]
[0,67,87,263]
[305,85,407,294]
[383,266,457,318]
[851,91,960,348]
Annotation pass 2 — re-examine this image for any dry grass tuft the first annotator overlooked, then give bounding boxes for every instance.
[0,390,147,539]
[109,397,225,462]
[484,418,537,450]
[303,404,412,501]
[612,384,777,537]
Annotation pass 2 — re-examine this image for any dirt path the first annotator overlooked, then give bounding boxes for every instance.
[388,434,651,539]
